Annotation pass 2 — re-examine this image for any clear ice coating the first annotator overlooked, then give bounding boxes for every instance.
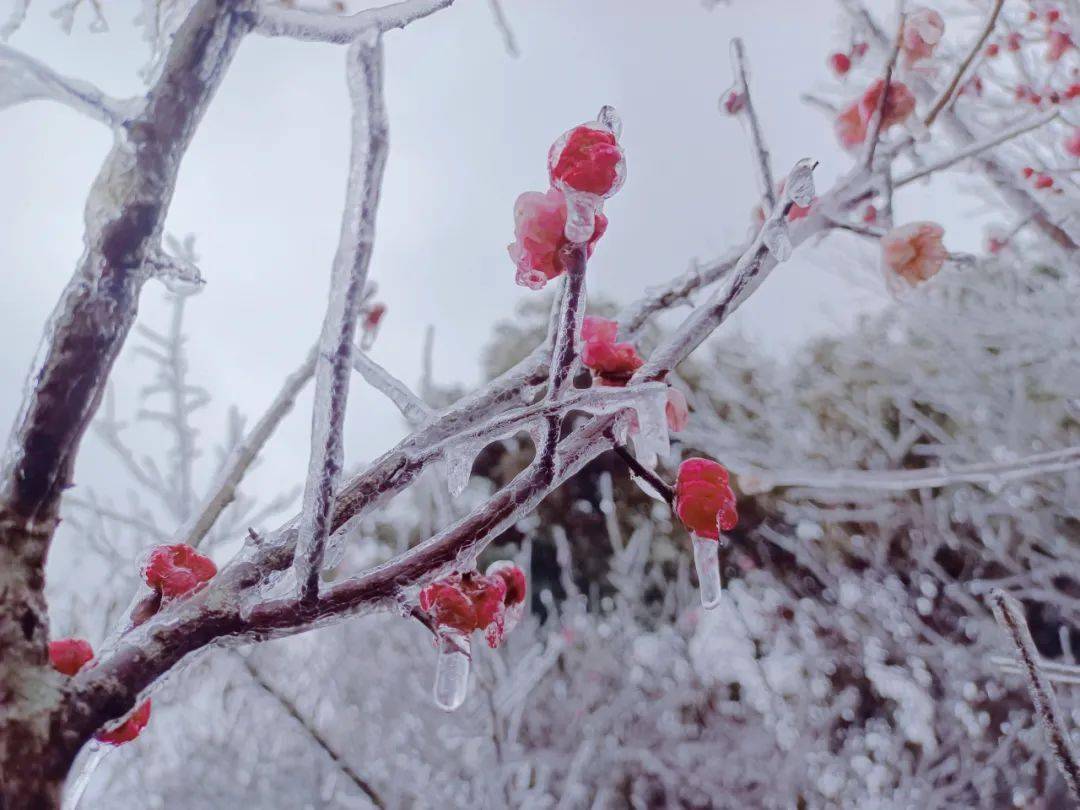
[762,218,792,261]
[630,386,670,469]
[692,534,723,609]
[61,743,108,810]
[444,445,475,497]
[596,104,622,138]
[563,188,600,244]
[433,631,471,711]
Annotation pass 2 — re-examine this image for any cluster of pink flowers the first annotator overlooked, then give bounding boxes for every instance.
[1021,166,1059,191]
[984,6,1075,63]
[674,458,739,540]
[508,118,625,290]
[579,315,689,432]
[419,562,527,649]
[48,639,152,745]
[835,79,917,149]
[881,221,948,285]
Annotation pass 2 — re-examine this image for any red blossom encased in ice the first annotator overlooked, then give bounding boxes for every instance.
[580,316,644,386]
[548,124,625,198]
[48,638,94,677]
[859,79,917,130]
[881,221,948,285]
[95,700,152,746]
[362,302,386,332]
[508,189,608,290]
[674,458,738,540]
[665,388,689,433]
[902,6,945,66]
[419,571,511,648]
[829,52,851,75]
[753,179,815,224]
[837,80,916,150]
[484,561,528,648]
[143,543,217,599]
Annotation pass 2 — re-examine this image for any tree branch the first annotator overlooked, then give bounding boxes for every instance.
[254,0,455,44]
[729,38,775,209]
[295,34,389,607]
[989,589,1080,802]
[352,348,432,428]
[922,0,1005,129]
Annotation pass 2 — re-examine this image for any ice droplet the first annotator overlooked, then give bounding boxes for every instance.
[762,218,792,261]
[692,534,723,609]
[433,631,471,711]
[563,188,600,243]
[630,472,666,502]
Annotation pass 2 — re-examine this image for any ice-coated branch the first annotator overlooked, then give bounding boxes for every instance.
[352,348,433,428]
[637,158,818,380]
[255,0,455,44]
[728,445,1080,494]
[729,38,775,210]
[861,4,903,171]
[0,43,129,128]
[894,109,1060,189]
[180,348,317,550]
[546,245,588,400]
[295,34,389,607]
[922,0,1004,129]
[989,589,1080,802]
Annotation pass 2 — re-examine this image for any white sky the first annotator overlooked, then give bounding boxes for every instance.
[0,0,981,537]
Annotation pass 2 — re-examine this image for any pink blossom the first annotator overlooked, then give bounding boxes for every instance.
[49,638,94,677]
[834,103,867,149]
[881,221,948,285]
[828,52,851,75]
[859,79,916,129]
[143,544,217,599]
[580,315,643,386]
[902,7,945,66]
[96,700,152,746]
[508,189,608,290]
[722,90,746,115]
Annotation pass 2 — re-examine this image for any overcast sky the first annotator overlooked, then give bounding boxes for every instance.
[1,0,983,543]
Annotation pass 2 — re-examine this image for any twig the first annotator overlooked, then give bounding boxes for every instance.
[0,43,129,127]
[180,348,316,550]
[235,651,385,808]
[613,445,674,504]
[546,245,588,400]
[895,109,1059,188]
[255,0,455,44]
[486,0,518,57]
[923,0,1005,128]
[352,347,432,427]
[989,589,1080,802]
[730,38,775,209]
[295,34,389,607]
[862,3,904,171]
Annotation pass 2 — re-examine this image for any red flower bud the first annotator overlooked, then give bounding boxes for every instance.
[674,458,738,540]
[580,316,644,386]
[1034,173,1054,189]
[508,189,608,290]
[828,52,851,75]
[95,700,152,746]
[548,124,625,197]
[143,544,217,599]
[48,638,94,677]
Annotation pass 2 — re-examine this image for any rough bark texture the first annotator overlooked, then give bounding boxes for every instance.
[0,1,253,805]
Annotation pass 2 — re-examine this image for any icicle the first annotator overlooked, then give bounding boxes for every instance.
[631,387,670,469]
[563,188,600,243]
[433,631,471,711]
[630,472,665,502]
[692,535,723,609]
[443,447,474,497]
